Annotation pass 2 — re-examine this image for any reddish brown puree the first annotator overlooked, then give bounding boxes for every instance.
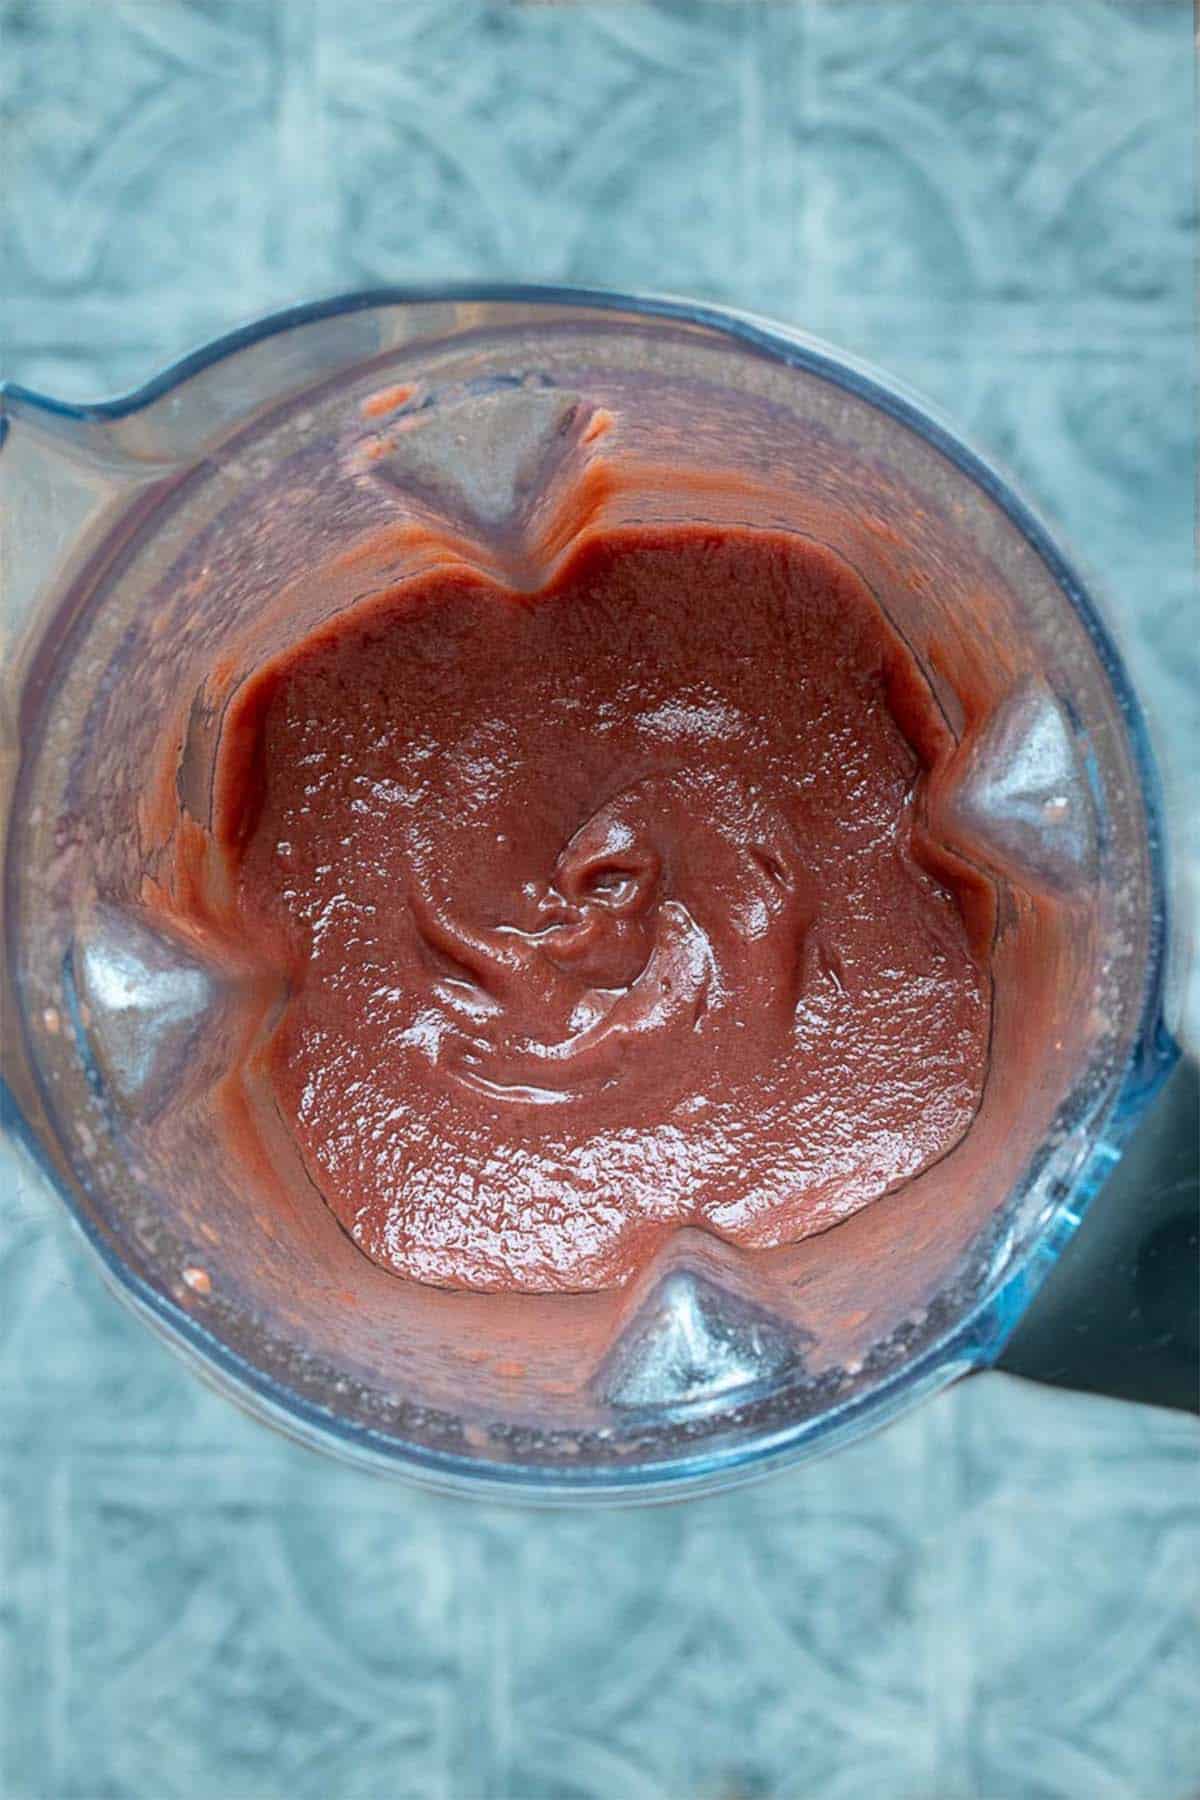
[157,521,991,1293]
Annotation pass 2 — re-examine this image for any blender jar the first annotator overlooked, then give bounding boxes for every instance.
[0,289,1176,1499]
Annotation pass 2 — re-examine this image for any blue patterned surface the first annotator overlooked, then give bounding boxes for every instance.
[2,3,1197,1796]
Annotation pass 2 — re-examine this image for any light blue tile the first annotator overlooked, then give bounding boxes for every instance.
[2,2,1197,1796]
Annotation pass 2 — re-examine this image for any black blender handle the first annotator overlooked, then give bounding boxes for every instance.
[996,1057,1199,1414]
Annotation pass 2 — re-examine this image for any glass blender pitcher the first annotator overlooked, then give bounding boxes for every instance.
[0,288,1182,1500]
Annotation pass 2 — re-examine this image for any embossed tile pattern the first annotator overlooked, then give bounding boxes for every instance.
[2,2,1197,1796]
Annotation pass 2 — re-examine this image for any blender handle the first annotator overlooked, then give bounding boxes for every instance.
[995,1057,1199,1414]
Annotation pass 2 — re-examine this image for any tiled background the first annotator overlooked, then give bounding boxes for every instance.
[2,2,1197,1796]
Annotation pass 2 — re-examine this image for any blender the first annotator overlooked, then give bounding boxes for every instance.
[0,288,1187,1499]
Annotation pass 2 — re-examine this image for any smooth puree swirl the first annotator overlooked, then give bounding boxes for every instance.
[406,769,812,1112]
[166,524,991,1292]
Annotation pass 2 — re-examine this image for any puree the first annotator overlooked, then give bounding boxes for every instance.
[154,516,991,1293]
